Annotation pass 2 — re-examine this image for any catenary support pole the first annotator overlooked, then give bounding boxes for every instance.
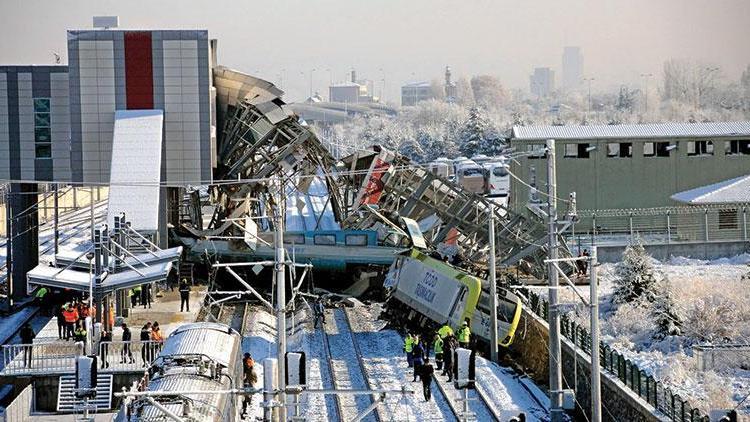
[590,247,602,422]
[546,139,564,422]
[488,201,499,362]
[274,186,287,422]
[54,183,59,260]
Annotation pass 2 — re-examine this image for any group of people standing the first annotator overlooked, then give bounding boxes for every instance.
[56,300,94,347]
[403,319,472,402]
[128,284,153,309]
[138,321,164,366]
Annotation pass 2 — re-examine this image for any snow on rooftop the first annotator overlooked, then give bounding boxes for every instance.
[512,121,750,140]
[671,174,750,205]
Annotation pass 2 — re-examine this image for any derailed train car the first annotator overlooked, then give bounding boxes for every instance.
[383,249,522,347]
[116,322,243,422]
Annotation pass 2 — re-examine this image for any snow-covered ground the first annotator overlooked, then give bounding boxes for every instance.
[555,253,750,415]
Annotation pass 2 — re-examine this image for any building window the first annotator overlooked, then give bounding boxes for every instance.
[719,209,738,230]
[527,144,547,159]
[607,142,632,158]
[33,98,51,159]
[564,143,590,158]
[725,140,750,155]
[687,140,714,156]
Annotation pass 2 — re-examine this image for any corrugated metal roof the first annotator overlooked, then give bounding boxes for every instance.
[512,121,750,141]
[671,174,750,205]
[159,323,240,368]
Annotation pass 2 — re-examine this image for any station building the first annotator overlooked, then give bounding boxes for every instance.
[0,25,252,302]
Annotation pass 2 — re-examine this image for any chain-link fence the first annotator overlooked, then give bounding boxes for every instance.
[569,205,750,245]
[523,289,710,422]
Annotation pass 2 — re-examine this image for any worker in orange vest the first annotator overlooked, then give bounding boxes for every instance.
[62,304,78,340]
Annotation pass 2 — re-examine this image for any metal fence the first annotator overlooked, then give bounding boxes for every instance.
[570,205,750,245]
[694,344,750,371]
[1,340,159,376]
[523,290,710,422]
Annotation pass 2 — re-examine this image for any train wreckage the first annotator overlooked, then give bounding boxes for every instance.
[172,67,572,299]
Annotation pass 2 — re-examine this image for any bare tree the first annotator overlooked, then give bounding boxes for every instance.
[662,59,722,109]
[470,75,508,109]
[454,76,475,106]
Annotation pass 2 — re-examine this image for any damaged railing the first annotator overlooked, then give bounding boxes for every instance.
[523,290,710,422]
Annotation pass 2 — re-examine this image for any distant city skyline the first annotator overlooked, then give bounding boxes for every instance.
[1,0,749,103]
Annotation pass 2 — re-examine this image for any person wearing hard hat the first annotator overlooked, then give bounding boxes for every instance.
[457,319,471,349]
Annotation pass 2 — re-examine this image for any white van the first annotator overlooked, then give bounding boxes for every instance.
[484,161,510,197]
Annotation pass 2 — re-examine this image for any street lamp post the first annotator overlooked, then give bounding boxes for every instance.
[640,73,653,114]
[583,77,595,114]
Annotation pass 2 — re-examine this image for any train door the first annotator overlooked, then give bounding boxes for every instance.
[447,286,469,326]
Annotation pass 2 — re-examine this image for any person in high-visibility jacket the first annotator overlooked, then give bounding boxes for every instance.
[438,322,454,339]
[62,304,79,341]
[457,320,471,349]
[404,333,416,368]
[433,334,444,370]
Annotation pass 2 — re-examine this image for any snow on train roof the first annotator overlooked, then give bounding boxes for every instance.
[160,322,240,368]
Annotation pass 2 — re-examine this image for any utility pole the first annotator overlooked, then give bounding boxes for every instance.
[54,183,59,263]
[274,187,287,422]
[488,201,499,362]
[546,138,564,422]
[590,247,602,422]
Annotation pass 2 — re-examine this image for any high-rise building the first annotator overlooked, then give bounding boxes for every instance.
[529,67,555,97]
[562,46,584,91]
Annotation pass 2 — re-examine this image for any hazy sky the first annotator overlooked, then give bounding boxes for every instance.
[1,0,749,102]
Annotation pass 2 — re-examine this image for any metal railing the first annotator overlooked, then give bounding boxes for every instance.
[571,205,750,245]
[1,340,161,375]
[523,289,710,422]
[694,344,750,371]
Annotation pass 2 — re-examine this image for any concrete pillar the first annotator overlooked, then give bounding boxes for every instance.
[6,183,39,306]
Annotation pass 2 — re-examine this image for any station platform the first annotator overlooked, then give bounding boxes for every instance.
[0,285,205,378]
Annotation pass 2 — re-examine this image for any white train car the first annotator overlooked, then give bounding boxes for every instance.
[116,322,244,422]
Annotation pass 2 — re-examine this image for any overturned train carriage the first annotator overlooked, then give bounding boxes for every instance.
[116,323,243,422]
[384,249,522,347]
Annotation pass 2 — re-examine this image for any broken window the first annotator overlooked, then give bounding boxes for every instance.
[725,140,750,155]
[564,143,590,158]
[643,142,655,157]
[607,142,632,158]
[687,140,714,156]
[656,142,672,157]
[527,144,547,159]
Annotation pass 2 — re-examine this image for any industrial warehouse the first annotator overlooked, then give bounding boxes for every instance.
[1,6,749,422]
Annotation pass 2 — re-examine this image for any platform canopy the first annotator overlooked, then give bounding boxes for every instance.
[107,109,164,233]
[54,246,183,271]
[671,174,750,205]
[26,261,173,294]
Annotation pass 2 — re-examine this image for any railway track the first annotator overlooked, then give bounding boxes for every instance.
[321,307,381,422]
[431,361,501,422]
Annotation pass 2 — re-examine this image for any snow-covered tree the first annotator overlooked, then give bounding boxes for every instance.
[611,240,659,305]
[470,75,508,109]
[651,275,682,339]
[456,107,505,157]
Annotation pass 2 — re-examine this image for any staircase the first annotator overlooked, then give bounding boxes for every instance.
[56,374,113,412]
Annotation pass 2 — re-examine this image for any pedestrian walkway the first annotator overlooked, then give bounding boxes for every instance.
[0,285,205,377]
